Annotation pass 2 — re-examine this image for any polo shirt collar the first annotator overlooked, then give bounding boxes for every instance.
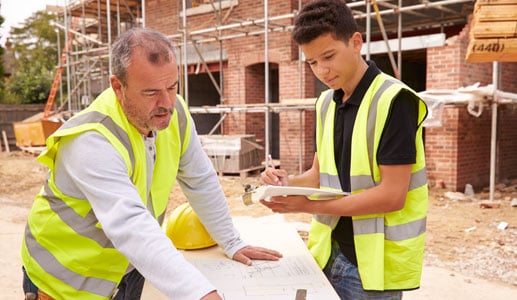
[332,60,381,106]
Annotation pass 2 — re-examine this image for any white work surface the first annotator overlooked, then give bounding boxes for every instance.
[142,215,339,300]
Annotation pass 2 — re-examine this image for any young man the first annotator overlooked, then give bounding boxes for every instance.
[21,27,282,300]
[260,0,428,299]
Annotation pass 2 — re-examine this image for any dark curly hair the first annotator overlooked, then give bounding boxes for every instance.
[292,0,357,45]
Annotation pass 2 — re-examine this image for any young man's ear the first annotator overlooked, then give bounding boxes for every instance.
[351,32,363,52]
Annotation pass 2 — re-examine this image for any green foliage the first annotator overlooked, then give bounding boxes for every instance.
[3,11,64,104]
[7,61,53,104]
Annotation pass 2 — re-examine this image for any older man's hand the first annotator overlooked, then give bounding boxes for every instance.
[232,245,283,266]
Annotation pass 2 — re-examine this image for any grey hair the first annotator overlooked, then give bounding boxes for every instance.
[110,27,177,86]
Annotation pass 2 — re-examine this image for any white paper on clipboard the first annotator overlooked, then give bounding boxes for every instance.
[250,185,348,203]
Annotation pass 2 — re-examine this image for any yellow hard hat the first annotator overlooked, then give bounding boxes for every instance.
[165,202,217,250]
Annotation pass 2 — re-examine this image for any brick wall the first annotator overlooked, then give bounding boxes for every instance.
[425,107,460,189]
[277,52,318,173]
[456,105,492,190]
[500,63,517,93]
[498,107,517,181]
[244,63,266,144]
[278,109,316,173]
[145,0,177,35]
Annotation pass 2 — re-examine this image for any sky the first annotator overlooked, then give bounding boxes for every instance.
[0,0,64,46]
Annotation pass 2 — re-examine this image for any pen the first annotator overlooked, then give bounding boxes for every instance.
[268,154,286,186]
[268,154,275,169]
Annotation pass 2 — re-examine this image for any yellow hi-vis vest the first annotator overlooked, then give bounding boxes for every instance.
[309,73,428,291]
[21,88,192,299]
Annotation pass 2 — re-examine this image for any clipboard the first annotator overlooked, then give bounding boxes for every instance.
[243,185,348,205]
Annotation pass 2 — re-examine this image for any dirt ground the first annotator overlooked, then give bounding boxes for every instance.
[1,150,516,298]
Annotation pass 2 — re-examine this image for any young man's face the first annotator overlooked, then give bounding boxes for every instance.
[301,32,363,91]
[111,47,179,136]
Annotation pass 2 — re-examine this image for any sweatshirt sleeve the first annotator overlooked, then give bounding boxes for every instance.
[176,122,248,259]
[55,132,217,299]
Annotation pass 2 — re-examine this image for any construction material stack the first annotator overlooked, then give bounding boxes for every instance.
[199,134,264,175]
[466,0,517,62]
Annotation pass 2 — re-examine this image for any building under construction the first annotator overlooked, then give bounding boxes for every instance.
[31,0,517,192]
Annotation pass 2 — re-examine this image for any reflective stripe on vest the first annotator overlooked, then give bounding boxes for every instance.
[59,111,136,180]
[24,226,117,296]
[312,73,428,290]
[42,182,114,247]
[22,92,189,299]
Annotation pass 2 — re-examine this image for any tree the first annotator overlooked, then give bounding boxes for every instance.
[3,10,63,104]
[0,14,6,102]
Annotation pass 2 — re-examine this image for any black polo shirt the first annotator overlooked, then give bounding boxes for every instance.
[329,61,419,266]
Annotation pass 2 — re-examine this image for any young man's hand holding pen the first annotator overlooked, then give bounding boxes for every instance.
[260,154,289,186]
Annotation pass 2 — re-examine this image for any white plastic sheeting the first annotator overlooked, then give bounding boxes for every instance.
[418,82,517,127]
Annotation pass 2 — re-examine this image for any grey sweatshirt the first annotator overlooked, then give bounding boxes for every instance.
[53,123,247,299]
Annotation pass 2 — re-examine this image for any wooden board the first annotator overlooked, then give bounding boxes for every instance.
[471,21,517,38]
[474,4,517,22]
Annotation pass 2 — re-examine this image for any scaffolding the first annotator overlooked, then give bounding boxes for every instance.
[54,0,479,110]
[45,0,517,198]
[52,0,477,166]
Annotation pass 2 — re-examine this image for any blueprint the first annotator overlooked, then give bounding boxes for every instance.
[188,254,338,299]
